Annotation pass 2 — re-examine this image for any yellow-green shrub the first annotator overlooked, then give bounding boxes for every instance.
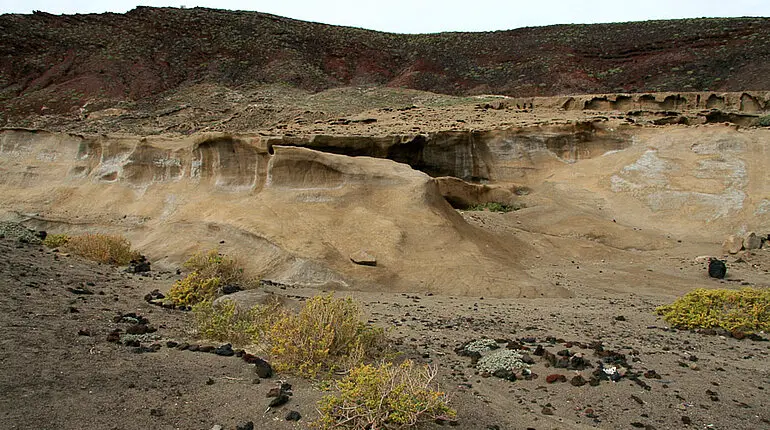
[183,249,247,286]
[168,249,253,307]
[168,272,221,307]
[317,361,455,429]
[656,287,770,333]
[43,233,70,248]
[267,294,386,378]
[64,233,139,265]
[193,298,282,347]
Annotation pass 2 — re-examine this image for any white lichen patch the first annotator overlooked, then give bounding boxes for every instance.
[477,349,529,374]
[463,338,500,353]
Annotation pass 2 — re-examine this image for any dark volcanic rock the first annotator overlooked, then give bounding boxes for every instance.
[254,358,273,378]
[285,410,301,421]
[708,258,727,279]
[214,343,234,357]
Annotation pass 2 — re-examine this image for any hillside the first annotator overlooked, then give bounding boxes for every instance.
[1,7,770,122]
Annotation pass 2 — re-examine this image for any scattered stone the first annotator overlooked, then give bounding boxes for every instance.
[570,375,587,386]
[221,284,241,295]
[166,340,178,348]
[78,328,91,336]
[681,416,692,425]
[546,374,567,383]
[211,426,223,430]
[106,329,121,343]
[114,312,149,325]
[126,324,156,335]
[144,289,165,302]
[708,259,727,279]
[199,345,215,353]
[743,232,762,250]
[235,422,254,430]
[126,255,151,273]
[269,394,290,407]
[349,250,376,266]
[285,410,302,421]
[614,315,626,321]
[149,408,164,417]
[67,286,94,295]
[541,406,554,415]
[254,358,273,378]
[214,344,234,357]
[722,235,744,254]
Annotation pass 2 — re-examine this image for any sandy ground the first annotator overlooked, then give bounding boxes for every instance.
[1,224,768,430]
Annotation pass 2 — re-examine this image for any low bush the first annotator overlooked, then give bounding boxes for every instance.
[267,294,387,378]
[168,272,221,307]
[757,115,770,127]
[656,288,770,333]
[183,248,247,286]
[168,249,252,307]
[64,233,139,265]
[466,202,518,213]
[317,360,455,429]
[43,233,70,248]
[193,299,281,347]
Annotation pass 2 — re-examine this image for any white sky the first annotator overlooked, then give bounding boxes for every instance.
[1,0,769,33]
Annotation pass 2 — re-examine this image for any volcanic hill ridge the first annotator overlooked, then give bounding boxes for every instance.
[2,6,770,121]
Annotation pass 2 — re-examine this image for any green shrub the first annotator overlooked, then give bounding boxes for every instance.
[757,115,770,127]
[43,233,70,248]
[317,361,456,429]
[64,233,139,265]
[656,288,770,333]
[193,299,281,347]
[267,294,386,378]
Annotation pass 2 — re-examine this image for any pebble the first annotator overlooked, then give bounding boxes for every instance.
[546,374,566,383]
[285,410,302,421]
[235,422,254,430]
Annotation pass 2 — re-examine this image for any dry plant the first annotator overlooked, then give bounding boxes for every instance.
[64,233,139,265]
[168,249,254,307]
[267,294,387,378]
[193,298,282,347]
[317,360,455,429]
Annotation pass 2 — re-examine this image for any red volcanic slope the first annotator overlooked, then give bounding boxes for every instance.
[1,7,769,117]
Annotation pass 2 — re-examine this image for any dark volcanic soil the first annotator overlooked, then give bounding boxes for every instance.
[1,230,769,430]
[2,7,770,121]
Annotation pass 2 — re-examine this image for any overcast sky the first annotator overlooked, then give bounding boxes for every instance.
[1,0,769,33]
